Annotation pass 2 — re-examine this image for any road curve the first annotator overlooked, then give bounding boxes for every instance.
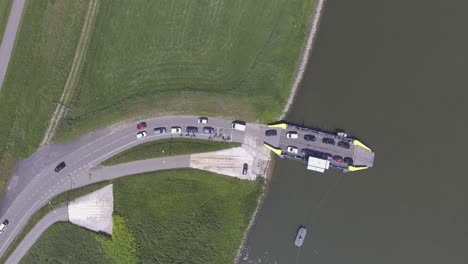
[5,205,68,264]
[0,0,26,89]
[5,155,201,263]
[0,116,259,258]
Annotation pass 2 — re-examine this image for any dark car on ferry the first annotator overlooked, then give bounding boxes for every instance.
[322,137,335,145]
[322,153,333,160]
[304,134,316,141]
[301,148,314,157]
[265,129,277,136]
[344,157,354,165]
[338,141,351,149]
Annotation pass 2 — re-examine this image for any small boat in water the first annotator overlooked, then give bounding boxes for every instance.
[294,226,307,247]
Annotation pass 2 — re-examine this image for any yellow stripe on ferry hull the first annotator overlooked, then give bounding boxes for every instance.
[263,143,282,156]
[352,140,372,151]
[267,123,287,129]
[347,166,368,171]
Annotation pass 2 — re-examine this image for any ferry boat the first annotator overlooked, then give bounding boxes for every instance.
[263,122,375,173]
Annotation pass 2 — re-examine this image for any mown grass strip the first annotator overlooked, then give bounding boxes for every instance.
[102,138,240,166]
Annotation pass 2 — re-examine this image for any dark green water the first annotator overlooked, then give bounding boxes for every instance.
[240,0,468,263]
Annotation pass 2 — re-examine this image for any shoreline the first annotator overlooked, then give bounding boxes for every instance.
[234,158,275,264]
[235,1,326,261]
[280,0,326,120]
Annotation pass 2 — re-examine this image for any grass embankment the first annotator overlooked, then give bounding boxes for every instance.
[57,0,316,140]
[102,138,240,166]
[0,0,13,43]
[0,0,88,193]
[20,169,263,264]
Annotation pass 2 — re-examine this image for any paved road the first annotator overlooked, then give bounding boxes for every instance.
[5,206,68,264]
[6,154,192,264]
[0,116,249,259]
[0,0,26,89]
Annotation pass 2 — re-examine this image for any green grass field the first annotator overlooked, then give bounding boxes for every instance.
[21,169,263,264]
[57,0,315,140]
[0,0,13,43]
[102,138,240,166]
[0,0,88,193]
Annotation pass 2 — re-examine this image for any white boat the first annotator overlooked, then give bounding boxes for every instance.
[294,226,307,247]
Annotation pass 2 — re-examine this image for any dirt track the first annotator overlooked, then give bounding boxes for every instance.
[40,0,100,146]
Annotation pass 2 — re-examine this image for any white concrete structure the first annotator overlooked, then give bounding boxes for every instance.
[68,184,114,235]
[190,147,256,180]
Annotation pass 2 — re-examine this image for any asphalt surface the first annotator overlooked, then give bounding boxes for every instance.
[0,0,26,89]
[5,206,68,264]
[0,116,248,259]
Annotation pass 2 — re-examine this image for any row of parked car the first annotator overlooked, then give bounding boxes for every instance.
[265,129,351,150]
[136,117,216,139]
[136,118,248,139]
[300,148,354,165]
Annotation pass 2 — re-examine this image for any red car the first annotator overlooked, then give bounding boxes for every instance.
[136,122,147,130]
[332,155,344,163]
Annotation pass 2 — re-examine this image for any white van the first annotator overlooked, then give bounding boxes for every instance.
[231,121,246,131]
[0,219,9,233]
[171,126,182,133]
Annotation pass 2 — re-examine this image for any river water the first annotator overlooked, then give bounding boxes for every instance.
[240,0,468,263]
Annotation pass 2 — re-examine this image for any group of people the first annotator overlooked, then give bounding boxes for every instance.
[208,133,230,141]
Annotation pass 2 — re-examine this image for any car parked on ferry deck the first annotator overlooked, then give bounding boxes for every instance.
[322,137,335,145]
[332,155,344,163]
[287,146,298,154]
[338,141,351,149]
[304,134,316,141]
[344,157,354,165]
[265,129,277,136]
[323,153,333,160]
[286,131,298,139]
